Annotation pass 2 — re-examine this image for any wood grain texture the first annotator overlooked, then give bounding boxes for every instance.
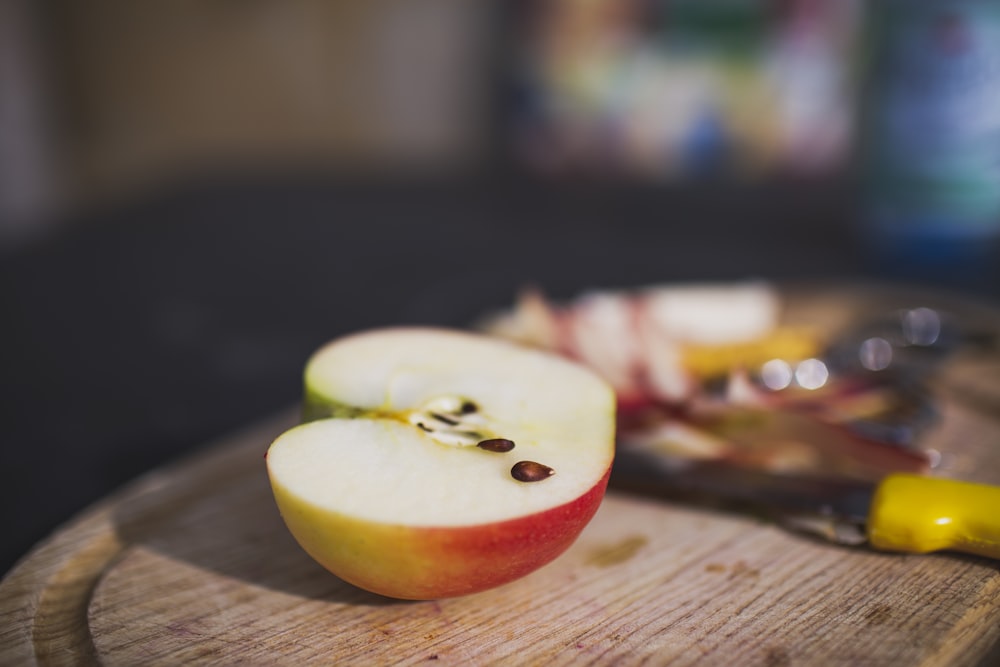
[3,286,1000,666]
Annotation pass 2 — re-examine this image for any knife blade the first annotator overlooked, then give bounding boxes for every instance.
[610,447,1000,560]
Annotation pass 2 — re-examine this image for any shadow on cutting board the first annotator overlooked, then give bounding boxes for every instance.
[110,410,409,608]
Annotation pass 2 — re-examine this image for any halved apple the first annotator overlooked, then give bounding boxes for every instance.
[266,327,616,600]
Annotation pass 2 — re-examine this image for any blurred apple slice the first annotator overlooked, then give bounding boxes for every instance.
[640,281,780,346]
[563,291,648,406]
[267,328,615,600]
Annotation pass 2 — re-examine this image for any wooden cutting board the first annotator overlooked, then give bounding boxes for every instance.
[3,285,1000,666]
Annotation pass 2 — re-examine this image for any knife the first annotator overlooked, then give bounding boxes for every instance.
[610,448,1000,560]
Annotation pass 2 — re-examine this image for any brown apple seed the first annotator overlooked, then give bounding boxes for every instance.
[477,438,515,453]
[460,401,478,414]
[511,460,554,482]
[430,412,460,426]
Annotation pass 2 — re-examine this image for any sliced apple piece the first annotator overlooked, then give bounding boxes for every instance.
[266,327,615,600]
[639,281,780,346]
[562,290,645,405]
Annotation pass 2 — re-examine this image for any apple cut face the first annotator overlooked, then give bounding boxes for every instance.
[266,327,616,600]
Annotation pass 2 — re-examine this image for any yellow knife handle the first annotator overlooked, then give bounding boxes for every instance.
[868,473,1000,560]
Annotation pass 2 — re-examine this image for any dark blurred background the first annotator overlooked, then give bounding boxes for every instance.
[2,0,999,575]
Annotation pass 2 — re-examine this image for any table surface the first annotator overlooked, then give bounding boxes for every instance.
[2,175,999,578]
[3,283,1000,666]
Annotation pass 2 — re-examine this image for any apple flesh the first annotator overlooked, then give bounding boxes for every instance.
[266,327,615,600]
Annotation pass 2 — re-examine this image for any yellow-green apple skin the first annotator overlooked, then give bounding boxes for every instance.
[266,327,615,600]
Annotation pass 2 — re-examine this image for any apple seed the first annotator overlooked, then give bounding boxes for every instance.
[477,438,515,453]
[511,460,555,482]
[430,412,460,426]
[405,395,493,447]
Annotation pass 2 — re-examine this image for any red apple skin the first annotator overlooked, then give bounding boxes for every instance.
[269,466,612,600]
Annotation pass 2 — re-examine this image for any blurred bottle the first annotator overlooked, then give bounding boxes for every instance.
[860,0,1000,284]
